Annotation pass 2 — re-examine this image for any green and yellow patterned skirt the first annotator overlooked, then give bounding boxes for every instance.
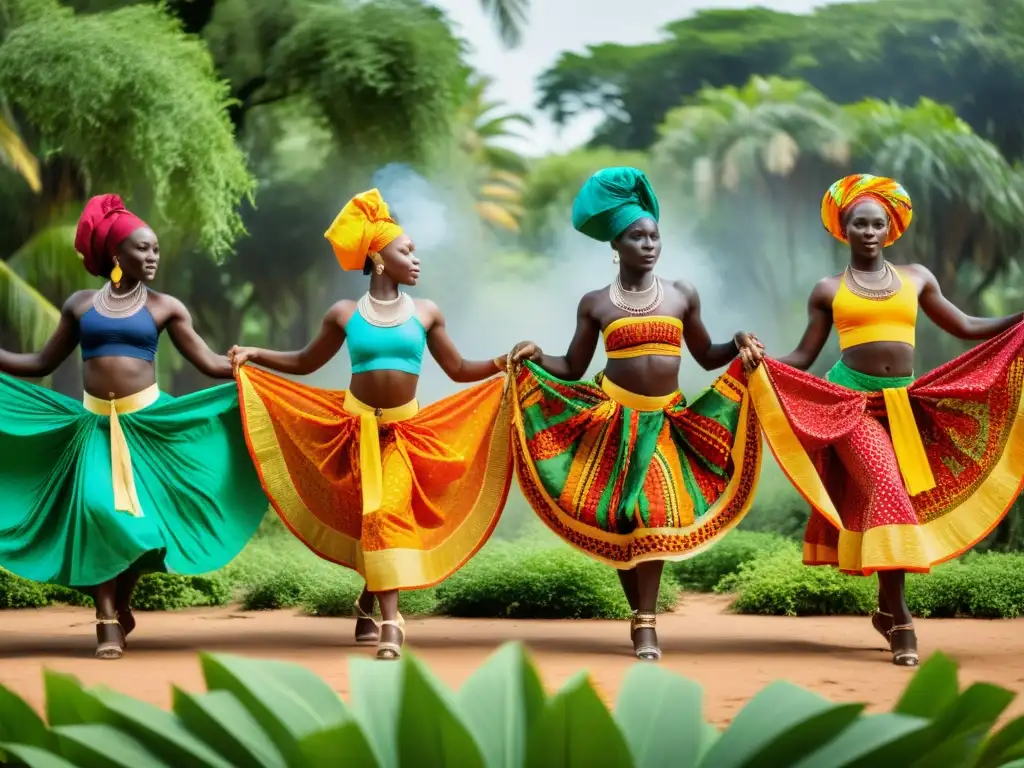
[510,359,762,567]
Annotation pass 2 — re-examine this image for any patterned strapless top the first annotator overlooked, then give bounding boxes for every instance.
[602,316,683,359]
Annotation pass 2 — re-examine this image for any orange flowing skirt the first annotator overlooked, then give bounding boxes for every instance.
[235,366,514,591]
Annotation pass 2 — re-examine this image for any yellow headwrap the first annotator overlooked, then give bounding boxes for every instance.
[820,174,913,247]
[324,189,404,271]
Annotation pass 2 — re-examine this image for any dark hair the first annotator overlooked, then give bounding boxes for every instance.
[363,256,373,275]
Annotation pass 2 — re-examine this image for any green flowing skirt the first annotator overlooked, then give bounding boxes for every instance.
[0,374,268,587]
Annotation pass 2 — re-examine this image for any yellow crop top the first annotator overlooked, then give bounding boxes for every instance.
[603,316,683,359]
[832,269,918,351]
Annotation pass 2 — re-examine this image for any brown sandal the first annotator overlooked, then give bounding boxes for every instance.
[353,599,380,644]
[95,618,124,660]
[631,612,661,661]
[871,610,893,642]
[887,623,920,667]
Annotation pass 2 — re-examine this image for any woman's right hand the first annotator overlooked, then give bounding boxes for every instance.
[511,341,543,364]
[228,345,259,373]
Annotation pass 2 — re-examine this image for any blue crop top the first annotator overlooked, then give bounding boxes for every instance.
[79,306,159,362]
[346,309,426,375]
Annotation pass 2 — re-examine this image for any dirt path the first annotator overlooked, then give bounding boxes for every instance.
[2,594,1023,726]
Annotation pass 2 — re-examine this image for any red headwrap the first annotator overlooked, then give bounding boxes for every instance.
[74,194,149,277]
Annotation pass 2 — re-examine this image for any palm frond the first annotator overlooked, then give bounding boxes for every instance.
[477,0,529,48]
[0,257,59,352]
[0,114,40,192]
[6,224,92,304]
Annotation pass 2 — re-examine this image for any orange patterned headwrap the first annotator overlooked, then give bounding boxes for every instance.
[820,174,912,247]
[324,189,404,271]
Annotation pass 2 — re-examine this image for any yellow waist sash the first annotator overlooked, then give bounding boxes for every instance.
[343,391,419,514]
[83,384,161,517]
[881,387,936,496]
[601,376,677,412]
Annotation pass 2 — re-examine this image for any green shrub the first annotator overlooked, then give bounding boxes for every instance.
[131,573,233,611]
[240,570,321,611]
[0,570,51,609]
[721,548,877,616]
[301,570,439,617]
[907,553,1024,619]
[436,539,679,620]
[1,644,1022,766]
[669,530,793,592]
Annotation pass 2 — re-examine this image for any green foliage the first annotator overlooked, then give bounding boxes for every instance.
[132,574,232,612]
[265,0,465,163]
[435,538,679,619]
[668,530,792,592]
[719,548,878,617]
[0,0,254,259]
[1,643,1024,766]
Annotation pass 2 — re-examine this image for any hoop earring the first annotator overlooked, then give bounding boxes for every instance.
[375,262,384,275]
[612,253,619,265]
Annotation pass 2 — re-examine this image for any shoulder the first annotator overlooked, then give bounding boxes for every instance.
[325,299,357,326]
[670,278,698,300]
[147,290,187,317]
[806,276,839,310]
[62,289,97,317]
[579,288,604,311]
[900,263,937,285]
[412,298,442,327]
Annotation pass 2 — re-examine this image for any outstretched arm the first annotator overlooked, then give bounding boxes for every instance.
[512,293,600,380]
[231,302,349,376]
[165,297,235,379]
[775,280,834,371]
[0,292,83,378]
[916,265,1023,341]
[423,301,503,383]
[680,281,749,371]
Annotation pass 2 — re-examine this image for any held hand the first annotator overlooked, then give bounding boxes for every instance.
[510,341,543,364]
[734,331,764,374]
[228,345,258,374]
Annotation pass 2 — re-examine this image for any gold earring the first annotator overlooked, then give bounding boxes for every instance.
[110,261,123,288]
[612,253,619,265]
[375,262,384,275]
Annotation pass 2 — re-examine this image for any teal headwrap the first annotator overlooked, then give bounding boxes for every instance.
[571,167,660,242]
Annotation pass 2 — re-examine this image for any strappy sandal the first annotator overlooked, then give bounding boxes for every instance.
[376,615,405,661]
[887,623,920,667]
[95,617,124,660]
[353,599,380,644]
[871,610,892,641]
[631,612,661,661]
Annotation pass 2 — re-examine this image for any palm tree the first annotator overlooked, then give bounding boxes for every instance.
[456,74,533,234]
[846,97,1024,311]
[652,76,849,309]
[477,0,529,48]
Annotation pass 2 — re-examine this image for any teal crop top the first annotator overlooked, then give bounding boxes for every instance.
[346,309,427,375]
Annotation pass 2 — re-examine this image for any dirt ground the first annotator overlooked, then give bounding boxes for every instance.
[2,593,1023,727]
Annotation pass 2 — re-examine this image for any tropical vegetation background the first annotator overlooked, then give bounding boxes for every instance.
[2,0,1024,600]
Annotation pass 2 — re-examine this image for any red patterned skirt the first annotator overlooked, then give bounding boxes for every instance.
[749,322,1024,575]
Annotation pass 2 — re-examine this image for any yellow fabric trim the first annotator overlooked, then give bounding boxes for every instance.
[606,343,681,359]
[603,315,682,335]
[511,372,762,569]
[881,387,936,495]
[238,370,362,570]
[748,366,843,529]
[341,392,419,515]
[83,384,160,518]
[600,376,678,412]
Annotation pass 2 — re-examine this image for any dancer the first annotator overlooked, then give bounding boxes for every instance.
[509,167,764,661]
[745,174,1024,666]
[0,194,268,659]
[230,188,514,660]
